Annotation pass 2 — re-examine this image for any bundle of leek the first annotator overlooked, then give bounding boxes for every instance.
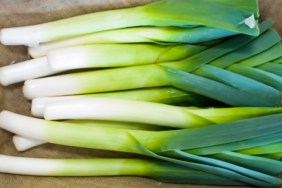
[0,111,282,187]
[1,0,281,187]
[17,21,282,108]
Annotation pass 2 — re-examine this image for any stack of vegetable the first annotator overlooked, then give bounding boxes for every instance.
[0,0,282,187]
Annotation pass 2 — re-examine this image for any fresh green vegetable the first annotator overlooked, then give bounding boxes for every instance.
[23,22,282,107]
[0,43,206,86]
[1,111,282,187]
[12,104,282,151]
[0,0,259,46]
[31,87,219,117]
[28,26,236,58]
[42,23,278,76]
[0,155,245,185]
[46,43,206,71]
[12,119,168,152]
[1,0,281,187]
[1,110,282,155]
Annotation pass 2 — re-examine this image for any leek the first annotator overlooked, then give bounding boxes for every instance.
[28,26,236,58]
[0,43,206,86]
[23,62,281,107]
[13,119,168,151]
[23,23,282,107]
[14,104,282,151]
[31,87,218,117]
[1,111,282,186]
[1,0,281,186]
[46,43,206,71]
[23,60,281,106]
[1,110,282,155]
[44,28,280,72]
[39,97,218,127]
[0,0,258,46]
[43,98,282,128]
[0,155,244,185]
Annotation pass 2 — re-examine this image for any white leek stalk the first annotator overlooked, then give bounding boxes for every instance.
[31,87,212,117]
[22,64,169,99]
[0,57,59,86]
[12,119,166,152]
[43,98,209,128]
[14,103,282,151]
[47,44,205,71]
[1,110,282,155]
[0,155,243,185]
[43,98,282,128]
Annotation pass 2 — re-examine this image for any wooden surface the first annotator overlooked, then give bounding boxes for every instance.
[0,1,281,187]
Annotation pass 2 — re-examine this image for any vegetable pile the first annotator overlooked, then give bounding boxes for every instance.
[0,0,282,187]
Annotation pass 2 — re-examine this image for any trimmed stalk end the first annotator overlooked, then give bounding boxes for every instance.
[13,136,44,152]
[0,66,10,86]
[0,26,44,47]
[244,14,256,29]
[0,57,54,86]
[31,98,46,118]
[28,47,40,58]
[23,80,35,100]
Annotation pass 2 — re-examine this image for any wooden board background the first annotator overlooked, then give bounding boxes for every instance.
[0,0,281,187]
